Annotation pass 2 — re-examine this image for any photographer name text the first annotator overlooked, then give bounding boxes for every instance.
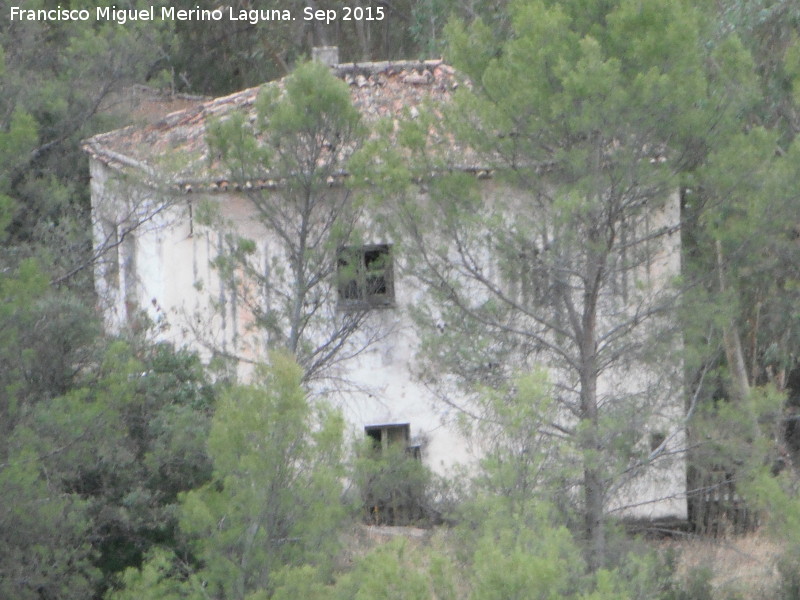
[9,5,385,25]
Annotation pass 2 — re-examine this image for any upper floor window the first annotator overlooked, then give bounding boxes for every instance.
[337,244,394,308]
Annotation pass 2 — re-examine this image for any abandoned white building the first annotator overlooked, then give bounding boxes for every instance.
[84,50,687,522]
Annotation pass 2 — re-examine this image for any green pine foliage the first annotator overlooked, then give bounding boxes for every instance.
[204,61,375,381]
[6,1,800,598]
[0,240,214,598]
[365,0,734,571]
[176,354,346,599]
[332,539,443,600]
[353,440,433,526]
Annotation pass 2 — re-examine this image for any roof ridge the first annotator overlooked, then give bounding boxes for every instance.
[333,58,448,75]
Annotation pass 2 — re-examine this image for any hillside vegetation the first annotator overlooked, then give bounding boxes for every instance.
[3,1,800,599]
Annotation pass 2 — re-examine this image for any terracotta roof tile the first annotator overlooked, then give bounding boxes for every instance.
[83,59,466,192]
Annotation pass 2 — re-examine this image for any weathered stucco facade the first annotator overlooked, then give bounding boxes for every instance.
[84,54,687,521]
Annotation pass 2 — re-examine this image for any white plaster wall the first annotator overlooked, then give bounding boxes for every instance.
[90,174,473,474]
[196,190,475,472]
[90,160,228,354]
[91,166,685,518]
[90,160,125,332]
[337,311,474,473]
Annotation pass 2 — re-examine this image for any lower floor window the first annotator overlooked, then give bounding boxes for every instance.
[361,423,425,525]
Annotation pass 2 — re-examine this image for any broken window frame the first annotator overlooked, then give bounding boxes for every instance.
[365,423,421,458]
[337,244,394,309]
[362,423,425,525]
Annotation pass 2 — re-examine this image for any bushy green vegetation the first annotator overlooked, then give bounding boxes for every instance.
[0,269,215,598]
[354,440,434,526]
[5,0,800,598]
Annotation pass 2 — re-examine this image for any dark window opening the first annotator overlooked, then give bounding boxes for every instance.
[650,431,667,452]
[361,423,425,526]
[338,244,394,308]
[366,423,410,449]
[366,426,383,446]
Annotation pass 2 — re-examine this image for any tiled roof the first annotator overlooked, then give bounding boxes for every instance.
[83,59,469,192]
